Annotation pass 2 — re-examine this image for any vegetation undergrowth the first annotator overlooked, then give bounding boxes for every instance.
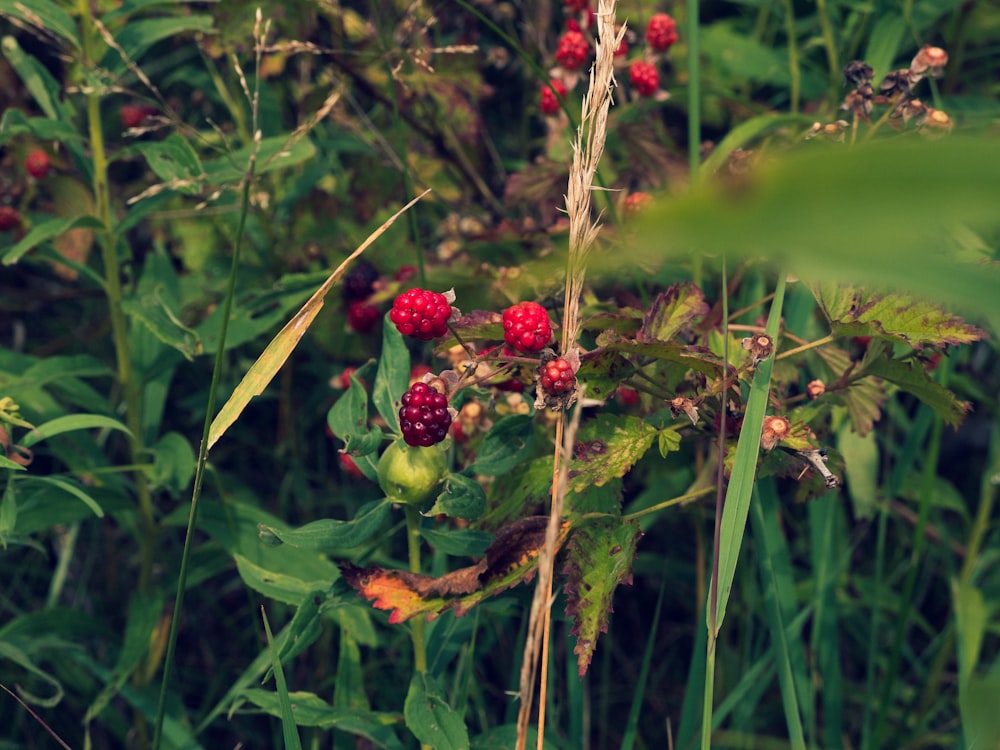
[1,0,999,748]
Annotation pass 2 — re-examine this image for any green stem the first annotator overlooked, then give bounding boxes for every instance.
[404,505,428,675]
[686,0,702,184]
[76,0,156,591]
[781,0,801,114]
[815,0,841,105]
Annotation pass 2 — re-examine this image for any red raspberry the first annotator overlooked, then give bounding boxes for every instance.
[410,363,433,384]
[540,79,568,116]
[335,367,358,389]
[646,13,678,52]
[0,207,21,232]
[120,105,147,129]
[394,264,418,282]
[24,150,50,179]
[563,0,588,11]
[629,60,660,96]
[556,30,590,70]
[347,301,380,333]
[503,301,552,353]
[399,382,452,447]
[617,387,640,406]
[541,357,576,394]
[389,288,452,341]
[614,36,629,57]
[624,191,653,218]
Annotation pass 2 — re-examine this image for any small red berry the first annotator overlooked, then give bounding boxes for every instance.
[0,207,21,232]
[410,363,433,384]
[347,301,380,333]
[24,150,50,179]
[541,357,576,394]
[646,13,678,52]
[629,60,660,96]
[617,387,640,406]
[540,79,568,116]
[389,288,453,341]
[563,0,588,11]
[120,105,147,129]
[624,191,653,218]
[614,36,629,57]
[335,367,358,389]
[503,301,553,353]
[556,30,590,70]
[394,265,418,282]
[399,382,452,447]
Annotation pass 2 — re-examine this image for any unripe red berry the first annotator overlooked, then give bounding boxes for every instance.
[24,150,50,179]
[540,357,576,394]
[502,302,552,353]
[389,288,453,341]
[556,30,590,70]
[624,191,653,218]
[540,79,568,116]
[0,207,21,232]
[629,60,659,97]
[399,382,452,447]
[645,13,678,52]
[347,301,380,333]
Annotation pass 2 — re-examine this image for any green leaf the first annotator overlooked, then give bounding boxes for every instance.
[242,689,403,748]
[260,608,304,750]
[372,314,410,434]
[953,581,986,684]
[0,640,63,706]
[0,109,82,144]
[327,374,382,482]
[562,519,641,675]
[133,133,204,192]
[147,431,196,497]
[597,335,724,379]
[420,528,493,558]
[566,415,658,493]
[812,283,986,347]
[1,215,104,266]
[657,427,682,458]
[201,136,317,185]
[467,414,535,475]
[699,113,815,178]
[864,356,969,427]
[638,282,710,342]
[122,288,202,361]
[472,725,553,749]
[863,13,906,79]
[0,0,81,50]
[18,414,131,449]
[108,15,215,66]
[26,476,104,518]
[258,500,391,552]
[0,483,17,540]
[234,555,333,606]
[404,673,470,750]
[426,473,486,520]
[837,425,879,520]
[0,35,71,121]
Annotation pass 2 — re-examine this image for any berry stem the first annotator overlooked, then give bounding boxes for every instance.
[404,505,429,677]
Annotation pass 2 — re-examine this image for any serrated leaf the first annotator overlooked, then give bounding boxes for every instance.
[576,349,632,402]
[258,499,391,551]
[638,282,710,342]
[657,427,682,458]
[373,316,411,434]
[814,344,888,436]
[562,519,641,676]
[597,334,724,379]
[567,415,658,492]
[426,473,486,520]
[241,689,403,748]
[812,283,986,347]
[467,414,535,475]
[863,356,970,427]
[404,673,469,750]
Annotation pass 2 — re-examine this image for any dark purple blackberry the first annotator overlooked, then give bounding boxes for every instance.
[399,382,452,447]
[341,260,380,303]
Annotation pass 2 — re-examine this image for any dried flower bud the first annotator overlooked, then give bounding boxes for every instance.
[669,396,699,425]
[761,415,791,451]
[843,60,874,86]
[806,379,825,399]
[879,69,917,97]
[741,334,773,365]
[910,45,948,75]
[899,98,928,123]
[919,108,953,135]
[727,148,753,177]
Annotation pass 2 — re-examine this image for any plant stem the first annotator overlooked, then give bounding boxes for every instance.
[776,335,834,360]
[686,0,701,184]
[404,505,428,675]
[781,0,801,114]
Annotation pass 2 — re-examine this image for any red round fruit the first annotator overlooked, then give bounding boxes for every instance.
[347,301,380,333]
[0,207,21,232]
[541,357,576,394]
[24,150,50,179]
[617,387,640,406]
[556,30,590,70]
[339,453,365,479]
[389,288,452,341]
[399,382,452,447]
[120,105,147,129]
[624,191,653,218]
[540,79,568,116]
[394,264,418,282]
[646,13,678,52]
[614,36,629,57]
[563,0,588,11]
[629,60,660,96]
[410,363,433,384]
[503,301,553,353]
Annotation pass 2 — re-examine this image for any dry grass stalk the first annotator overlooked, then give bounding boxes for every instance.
[514,2,624,748]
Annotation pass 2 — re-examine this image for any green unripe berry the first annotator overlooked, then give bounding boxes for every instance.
[377,438,449,506]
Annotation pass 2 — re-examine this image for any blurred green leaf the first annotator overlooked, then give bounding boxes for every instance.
[19,414,131,449]
[467,414,535,475]
[258,500,391,552]
[1,215,104,266]
[261,608,303,750]
[0,0,80,49]
[0,35,72,121]
[0,109,82,145]
[404,673,469,750]
[864,356,969,427]
[147,431,196,497]
[426,473,486,520]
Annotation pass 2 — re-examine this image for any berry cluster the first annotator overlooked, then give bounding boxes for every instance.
[540,357,576,394]
[399,382,452,447]
[540,79,568,116]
